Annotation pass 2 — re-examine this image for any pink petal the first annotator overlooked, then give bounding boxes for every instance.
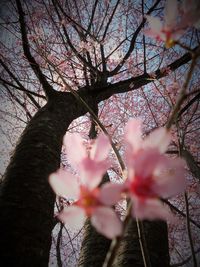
[152,158,186,198]
[99,182,125,205]
[164,0,178,28]
[63,133,87,167]
[133,149,167,179]
[125,118,142,153]
[90,133,111,161]
[79,158,109,189]
[132,197,173,221]
[143,127,171,153]
[91,207,122,239]
[49,169,79,199]
[145,15,162,34]
[143,29,162,41]
[127,165,135,182]
[58,206,86,229]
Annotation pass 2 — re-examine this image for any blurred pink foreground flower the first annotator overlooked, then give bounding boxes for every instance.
[145,0,200,48]
[49,133,122,239]
[123,119,186,221]
[145,0,180,48]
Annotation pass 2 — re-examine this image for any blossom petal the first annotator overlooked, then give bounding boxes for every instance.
[63,133,87,167]
[152,158,186,198]
[49,169,79,199]
[58,206,86,229]
[144,28,164,42]
[79,158,109,189]
[91,207,122,239]
[132,197,173,221]
[133,149,167,179]
[99,182,125,205]
[143,127,171,153]
[164,0,178,28]
[90,133,111,161]
[125,118,142,153]
[146,15,162,34]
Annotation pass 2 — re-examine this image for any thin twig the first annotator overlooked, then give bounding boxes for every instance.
[136,220,152,267]
[171,247,200,267]
[56,223,63,267]
[162,199,200,229]
[166,49,200,129]
[176,122,197,267]
[102,201,132,267]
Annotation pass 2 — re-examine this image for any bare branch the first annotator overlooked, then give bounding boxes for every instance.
[15,0,55,99]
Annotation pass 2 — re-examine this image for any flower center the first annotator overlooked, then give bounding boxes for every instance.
[130,176,156,199]
[75,186,100,216]
[162,29,175,48]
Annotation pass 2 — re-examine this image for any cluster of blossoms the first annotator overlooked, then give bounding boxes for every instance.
[49,119,186,239]
[145,0,200,48]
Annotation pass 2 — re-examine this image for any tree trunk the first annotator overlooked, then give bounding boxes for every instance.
[0,92,87,267]
[112,219,170,267]
[78,214,169,267]
[78,219,111,267]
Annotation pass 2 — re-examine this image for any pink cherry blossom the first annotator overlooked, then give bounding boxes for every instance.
[49,133,122,239]
[123,118,186,221]
[145,0,182,48]
[63,132,111,188]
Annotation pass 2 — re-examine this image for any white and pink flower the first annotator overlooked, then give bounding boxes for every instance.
[145,0,200,48]
[123,119,186,221]
[49,133,122,239]
[145,0,181,48]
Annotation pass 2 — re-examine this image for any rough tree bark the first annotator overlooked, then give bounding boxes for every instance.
[78,219,111,267]
[78,202,169,267]
[0,91,90,267]
[112,220,169,267]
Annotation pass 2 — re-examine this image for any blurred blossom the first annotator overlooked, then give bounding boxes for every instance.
[144,0,200,48]
[49,133,122,239]
[123,118,186,221]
